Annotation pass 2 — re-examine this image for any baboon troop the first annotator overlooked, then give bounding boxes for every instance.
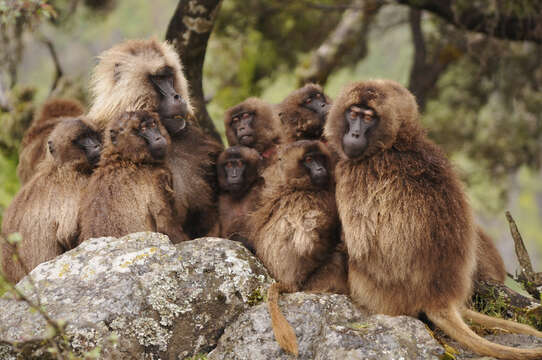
[4,37,536,360]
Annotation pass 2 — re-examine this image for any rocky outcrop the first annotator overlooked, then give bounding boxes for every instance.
[0,233,271,359]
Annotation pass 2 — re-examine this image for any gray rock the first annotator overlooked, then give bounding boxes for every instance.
[447,333,542,359]
[0,233,271,359]
[208,292,445,360]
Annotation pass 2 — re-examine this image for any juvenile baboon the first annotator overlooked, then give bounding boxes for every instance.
[249,140,347,355]
[474,228,506,284]
[2,117,101,283]
[78,111,187,244]
[214,146,263,252]
[224,98,280,165]
[323,79,542,359]
[87,38,222,238]
[17,98,85,183]
[276,83,331,143]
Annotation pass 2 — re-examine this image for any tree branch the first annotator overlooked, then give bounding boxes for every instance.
[396,0,542,44]
[165,0,223,143]
[40,37,64,94]
[297,0,382,86]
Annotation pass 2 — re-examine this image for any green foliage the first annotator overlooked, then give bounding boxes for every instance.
[0,0,56,25]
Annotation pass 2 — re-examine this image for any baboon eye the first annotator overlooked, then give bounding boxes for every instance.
[242,112,250,119]
[350,110,357,118]
[305,97,312,104]
[236,160,243,167]
[150,122,156,128]
[305,156,313,163]
[232,116,239,123]
[140,125,147,132]
[363,113,373,122]
[315,93,322,98]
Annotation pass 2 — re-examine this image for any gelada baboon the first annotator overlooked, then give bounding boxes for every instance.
[87,38,222,238]
[475,228,506,284]
[276,83,331,143]
[324,79,542,359]
[2,117,101,283]
[17,98,85,184]
[78,111,188,244]
[249,140,347,355]
[224,98,280,165]
[214,146,263,252]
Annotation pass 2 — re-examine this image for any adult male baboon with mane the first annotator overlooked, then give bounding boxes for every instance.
[78,111,187,244]
[224,98,280,166]
[276,83,331,143]
[2,117,101,283]
[87,38,222,238]
[17,98,85,184]
[249,140,347,355]
[322,79,542,359]
[214,145,263,252]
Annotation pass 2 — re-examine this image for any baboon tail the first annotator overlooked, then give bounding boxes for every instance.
[462,308,542,338]
[427,306,542,360]
[268,282,299,356]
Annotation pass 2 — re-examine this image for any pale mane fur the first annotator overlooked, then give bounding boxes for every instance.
[87,38,193,129]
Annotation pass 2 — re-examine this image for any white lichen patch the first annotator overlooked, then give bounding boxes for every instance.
[69,327,101,353]
[111,247,158,273]
[30,256,85,282]
[79,236,117,253]
[80,255,109,281]
[132,317,171,352]
[145,273,185,326]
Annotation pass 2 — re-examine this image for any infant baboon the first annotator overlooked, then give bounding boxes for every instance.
[2,117,100,283]
[17,98,85,183]
[87,38,222,238]
[249,140,346,355]
[78,111,187,244]
[276,83,331,143]
[224,98,280,165]
[324,79,542,359]
[215,146,263,252]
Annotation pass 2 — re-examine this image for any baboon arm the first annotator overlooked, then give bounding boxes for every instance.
[149,202,189,244]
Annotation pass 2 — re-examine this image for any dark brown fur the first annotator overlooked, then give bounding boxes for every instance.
[88,38,223,238]
[474,228,506,284]
[78,111,187,244]
[17,98,85,184]
[324,79,542,360]
[224,98,280,161]
[215,146,263,251]
[2,117,98,283]
[276,83,331,143]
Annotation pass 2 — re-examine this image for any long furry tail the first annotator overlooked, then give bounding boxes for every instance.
[268,282,299,356]
[428,306,542,360]
[462,308,542,338]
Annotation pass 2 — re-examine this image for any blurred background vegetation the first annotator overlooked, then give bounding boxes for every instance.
[1,0,542,294]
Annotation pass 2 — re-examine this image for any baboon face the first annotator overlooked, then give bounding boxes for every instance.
[342,105,379,159]
[279,84,331,141]
[229,111,255,147]
[224,98,278,152]
[108,111,170,162]
[278,140,331,189]
[88,39,193,129]
[325,80,418,160]
[47,118,102,171]
[217,146,261,195]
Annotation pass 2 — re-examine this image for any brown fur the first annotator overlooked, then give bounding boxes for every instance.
[474,227,506,284]
[224,98,280,157]
[78,111,187,244]
[17,98,85,184]
[276,83,331,143]
[2,117,98,283]
[325,79,542,359]
[87,38,222,238]
[215,146,263,251]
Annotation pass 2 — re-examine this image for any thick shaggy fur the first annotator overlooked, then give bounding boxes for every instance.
[474,228,506,284]
[276,83,331,143]
[78,111,187,244]
[17,98,85,183]
[87,38,192,129]
[224,97,280,156]
[87,38,222,238]
[215,146,263,251]
[2,117,98,283]
[325,79,542,359]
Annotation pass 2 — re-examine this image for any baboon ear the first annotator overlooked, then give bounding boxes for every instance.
[278,112,285,124]
[109,129,118,145]
[47,140,55,155]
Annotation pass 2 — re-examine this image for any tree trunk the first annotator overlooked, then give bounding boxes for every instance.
[165,0,223,143]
